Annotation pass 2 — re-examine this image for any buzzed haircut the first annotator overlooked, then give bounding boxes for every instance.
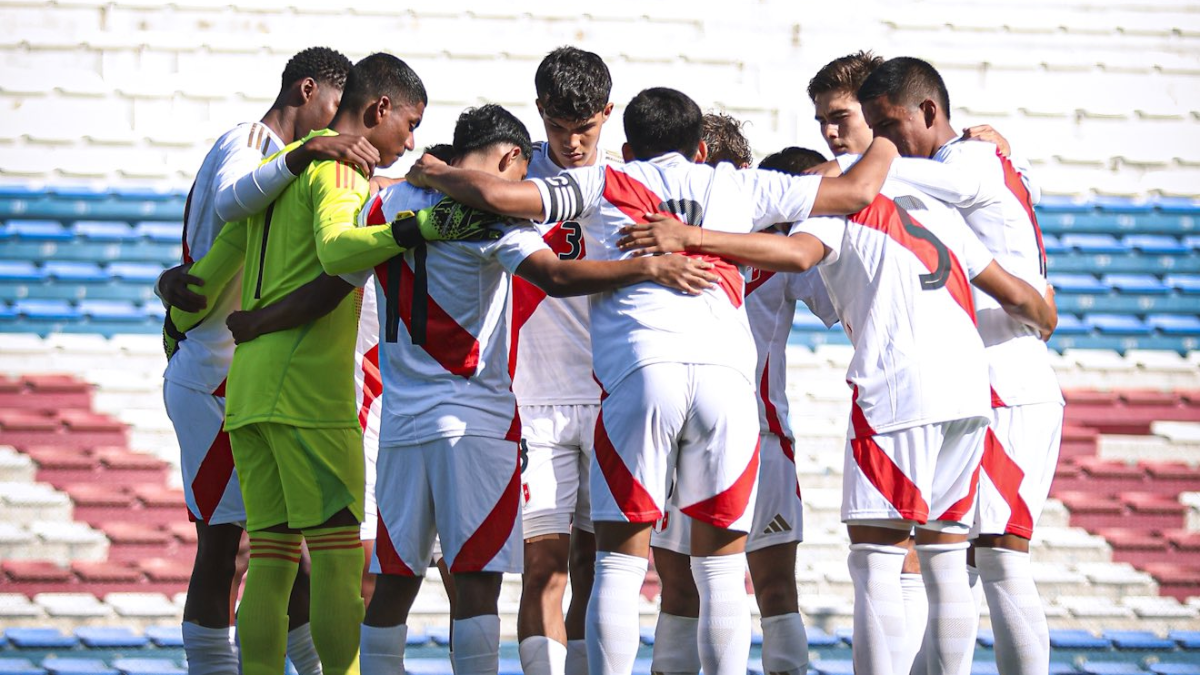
[702,112,753,168]
[339,52,428,113]
[281,46,352,90]
[452,104,533,160]
[759,146,827,175]
[806,50,884,103]
[623,87,703,161]
[857,56,952,121]
[424,143,456,163]
[535,46,612,121]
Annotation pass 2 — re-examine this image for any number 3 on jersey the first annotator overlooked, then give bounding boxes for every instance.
[550,221,584,260]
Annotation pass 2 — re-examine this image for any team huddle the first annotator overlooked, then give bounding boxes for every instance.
[158,44,1062,675]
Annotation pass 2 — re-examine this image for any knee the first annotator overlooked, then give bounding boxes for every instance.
[453,572,504,618]
[523,542,569,593]
[753,580,798,617]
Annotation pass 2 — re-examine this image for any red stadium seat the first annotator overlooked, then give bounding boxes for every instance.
[71,560,146,594]
[1051,460,1087,494]
[1142,563,1200,602]
[138,558,192,595]
[21,375,92,410]
[0,412,63,449]
[94,448,169,486]
[58,411,127,448]
[1055,491,1128,531]
[1077,458,1148,496]
[61,484,134,527]
[100,523,174,563]
[1164,530,1200,564]
[164,521,199,546]
[1098,528,1173,565]
[1121,492,1186,531]
[1060,425,1100,461]
[2,560,76,596]
[1140,461,1200,496]
[25,447,99,488]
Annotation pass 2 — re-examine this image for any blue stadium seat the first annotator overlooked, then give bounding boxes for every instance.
[48,185,108,201]
[1185,236,1200,251]
[1055,293,1197,315]
[114,186,184,202]
[751,632,763,647]
[73,221,138,242]
[134,221,182,243]
[976,628,996,648]
[1125,235,1191,254]
[970,664,1000,675]
[108,263,165,283]
[406,628,429,647]
[41,661,118,675]
[1054,314,1090,335]
[1153,197,1200,215]
[639,627,655,645]
[1094,196,1155,214]
[1166,275,1200,294]
[1049,665,1079,675]
[1048,629,1112,650]
[111,660,185,675]
[1088,314,1153,335]
[1148,314,1200,336]
[1035,195,1091,213]
[1041,234,1068,255]
[14,299,81,321]
[812,661,854,675]
[426,626,450,647]
[1151,664,1200,674]
[400,661,453,675]
[1048,274,1112,293]
[1061,234,1128,254]
[44,261,108,283]
[793,311,834,331]
[75,626,149,648]
[1102,630,1176,650]
[79,300,147,322]
[497,660,523,675]
[0,183,43,199]
[5,219,72,241]
[1169,630,1200,649]
[0,661,44,675]
[1080,663,1148,675]
[0,261,46,282]
[144,626,184,648]
[805,626,841,648]
[835,627,853,646]
[1104,274,1171,295]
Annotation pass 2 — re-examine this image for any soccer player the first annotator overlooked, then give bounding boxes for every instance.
[166,52,438,675]
[616,171,1056,675]
[700,112,754,168]
[858,57,1063,675]
[514,47,621,675]
[357,103,717,675]
[648,143,837,675]
[405,86,899,675]
[158,46,379,675]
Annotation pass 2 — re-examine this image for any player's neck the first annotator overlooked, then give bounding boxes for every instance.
[930,122,958,158]
[550,148,600,170]
[259,107,296,145]
[329,110,369,138]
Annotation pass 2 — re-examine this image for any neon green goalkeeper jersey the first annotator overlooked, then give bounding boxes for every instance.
[172,128,403,430]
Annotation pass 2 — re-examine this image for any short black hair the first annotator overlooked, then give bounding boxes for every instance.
[857,56,951,121]
[535,46,612,121]
[340,52,428,113]
[624,88,703,161]
[702,112,752,168]
[453,104,532,160]
[424,143,456,163]
[281,46,352,90]
[759,146,828,175]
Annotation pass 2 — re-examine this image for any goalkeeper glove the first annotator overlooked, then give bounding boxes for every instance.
[162,312,187,361]
[392,197,508,248]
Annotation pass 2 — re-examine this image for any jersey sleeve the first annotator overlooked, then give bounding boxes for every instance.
[491,224,553,274]
[887,156,988,208]
[742,170,823,230]
[787,270,839,328]
[212,130,299,223]
[310,161,404,276]
[169,219,249,332]
[956,225,996,280]
[788,216,845,265]
[529,166,605,225]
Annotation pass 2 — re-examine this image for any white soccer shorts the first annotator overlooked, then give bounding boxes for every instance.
[974,401,1064,539]
[371,436,523,577]
[591,363,760,531]
[360,417,380,541]
[163,380,246,526]
[652,433,803,555]
[520,403,599,539]
[842,417,989,529]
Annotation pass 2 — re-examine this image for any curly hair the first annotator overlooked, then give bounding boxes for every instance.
[281,46,352,90]
[702,112,752,168]
[535,46,612,121]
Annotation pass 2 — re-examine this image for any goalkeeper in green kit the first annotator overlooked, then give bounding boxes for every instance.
[164,52,506,675]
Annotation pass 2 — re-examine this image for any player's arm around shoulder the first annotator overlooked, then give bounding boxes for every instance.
[810,136,898,216]
[970,261,1058,340]
[617,214,829,273]
[405,151,551,222]
[168,219,250,333]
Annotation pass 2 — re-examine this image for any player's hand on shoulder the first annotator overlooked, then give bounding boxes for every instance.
[644,253,717,296]
[226,310,265,345]
[301,134,380,177]
[962,125,1011,157]
[405,151,448,189]
[158,263,206,312]
[617,212,699,255]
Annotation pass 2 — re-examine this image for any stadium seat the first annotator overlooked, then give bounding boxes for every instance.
[0,660,45,675]
[1079,663,1149,675]
[2,627,80,648]
[1150,665,1200,675]
[1087,314,1153,335]
[0,261,46,283]
[1054,314,1091,335]
[144,625,184,648]
[805,626,841,648]
[1048,273,1111,293]
[111,661,185,675]
[75,626,149,648]
[1168,630,1200,649]
[14,299,82,321]
[1166,275,1200,294]
[107,262,165,283]
[1104,274,1172,294]
[41,660,118,675]
[811,661,854,675]
[44,262,108,283]
[133,222,181,243]
[1062,233,1129,253]
[4,220,72,242]
[78,300,147,322]
[72,221,139,242]
[1125,234,1192,254]
[1048,629,1114,650]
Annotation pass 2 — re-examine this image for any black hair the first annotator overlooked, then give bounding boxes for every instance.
[857,56,951,121]
[339,52,428,113]
[623,87,703,161]
[453,104,532,160]
[281,46,352,90]
[424,143,456,163]
[759,146,828,175]
[702,112,752,168]
[535,46,612,121]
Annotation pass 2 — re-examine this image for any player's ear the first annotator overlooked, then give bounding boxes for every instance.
[621,142,634,162]
[695,140,708,165]
[920,99,937,127]
[498,145,521,173]
[298,77,317,103]
[601,101,614,120]
[371,95,392,125]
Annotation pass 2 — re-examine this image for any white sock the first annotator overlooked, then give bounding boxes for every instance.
[916,542,978,675]
[585,551,648,675]
[287,624,323,675]
[967,564,984,611]
[760,613,808,675]
[565,639,588,675]
[650,613,700,675]
[976,547,1049,675]
[182,622,239,675]
[691,554,751,675]
[360,624,406,674]
[452,615,501,675]
[899,572,928,675]
[520,635,568,675]
[847,543,908,675]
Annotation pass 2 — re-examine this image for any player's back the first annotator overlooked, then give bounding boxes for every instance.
[803,179,992,434]
[364,182,544,447]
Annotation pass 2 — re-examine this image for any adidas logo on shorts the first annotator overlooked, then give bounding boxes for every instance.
[762,514,792,535]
